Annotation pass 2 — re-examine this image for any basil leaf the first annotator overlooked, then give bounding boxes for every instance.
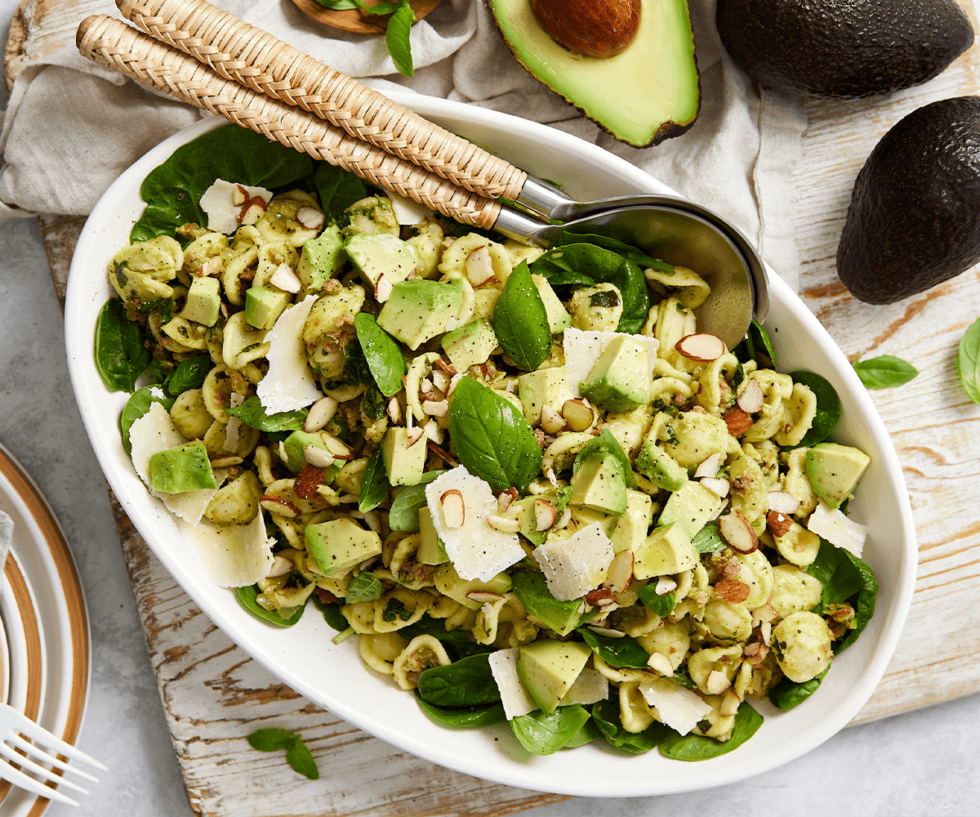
[733,320,777,370]
[636,583,676,617]
[562,717,603,749]
[399,615,491,660]
[346,572,384,604]
[313,0,361,8]
[807,539,878,652]
[164,354,211,397]
[449,377,543,493]
[312,161,367,219]
[225,395,307,432]
[119,387,175,455]
[787,370,841,449]
[691,521,725,553]
[511,706,592,756]
[417,653,500,707]
[133,125,314,242]
[852,354,918,389]
[957,316,980,404]
[285,736,320,780]
[95,299,151,392]
[385,1,415,78]
[415,696,507,728]
[354,313,407,397]
[358,448,391,513]
[388,470,447,532]
[591,697,668,754]
[551,229,666,270]
[247,728,296,752]
[579,628,650,669]
[572,428,636,489]
[237,584,305,627]
[769,664,829,711]
[309,593,349,631]
[492,260,552,371]
[659,701,764,761]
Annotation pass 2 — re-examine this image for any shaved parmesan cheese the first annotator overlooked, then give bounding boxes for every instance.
[129,402,227,526]
[806,500,868,558]
[388,191,434,226]
[563,328,659,396]
[178,511,275,587]
[425,466,525,581]
[488,648,536,720]
[200,179,272,234]
[560,667,609,706]
[533,523,615,601]
[639,677,713,736]
[256,294,322,414]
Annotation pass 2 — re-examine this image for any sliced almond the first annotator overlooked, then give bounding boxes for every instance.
[675,333,725,362]
[714,579,751,603]
[720,690,741,718]
[751,603,776,627]
[431,369,450,394]
[375,274,394,303]
[540,404,567,435]
[387,397,403,426]
[433,358,457,377]
[362,510,382,534]
[199,256,222,277]
[423,418,444,444]
[420,377,435,397]
[427,441,458,467]
[209,454,243,469]
[705,669,731,696]
[231,185,248,206]
[717,511,759,553]
[304,445,336,469]
[655,576,678,596]
[239,200,267,225]
[266,555,294,578]
[305,396,339,432]
[497,488,519,513]
[464,245,496,286]
[534,499,558,532]
[767,490,801,514]
[440,490,466,529]
[759,620,772,646]
[587,625,626,638]
[270,262,302,294]
[259,495,301,518]
[767,510,794,539]
[694,452,723,480]
[296,206,325,230]
[724,406,754,437]
[605,549,634,596]
[561,398,596,432]
[646,652,674,676]
[406,426,425,446]
[700,477,730,498]
[486,514,520,534]
[422,400,450,418]
[466,591,504,604]
[554,508,572,530]
[736,378,764,414]
[585,587,616,607]
[321,435,353,460]
[294,464,325,500]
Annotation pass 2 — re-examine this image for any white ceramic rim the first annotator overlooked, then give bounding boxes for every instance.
[65,94,917,797]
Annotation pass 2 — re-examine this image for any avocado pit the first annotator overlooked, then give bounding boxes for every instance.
[530,0,640,58]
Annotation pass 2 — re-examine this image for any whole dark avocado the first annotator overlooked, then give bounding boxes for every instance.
[837,97,980,304]
[716,0,974,99]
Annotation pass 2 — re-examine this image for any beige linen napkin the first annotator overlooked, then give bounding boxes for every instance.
[0,0,806,288]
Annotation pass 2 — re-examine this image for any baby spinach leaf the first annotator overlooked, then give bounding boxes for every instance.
[345,572,384,604]
[387,470,447,532]
[572,428,636,489]
[95,299,151,392]
[493,260,552,371]
[852,354,918,389]
[164,354,211,397]
[691,521,726,553]
[806,539,878,652]
[636,583,676,617]
[580,628,650,669]
[512,571,596,636]
[562,717,603,749]
[119,387,175,455]
[354,313,407,397]
[449,377,542,493]
[549,228,667,271]
[132,125,315,242]
[385,1,416,77]
[957,317,980,404]
[591,697,668,754]
[417,653,500,707]
[733,320,777,370]
[310,593,349,631]
[658,701,763,761]
[510,706,592,756]
[769,664,829,711]
[237,584,305,626]
[225,396,308,432]
[787,370,841,449]
[247,729,319,779]
[415,696,507,728]
[399,615,492,660]
[313,161,367,220]
[358,449,390,513]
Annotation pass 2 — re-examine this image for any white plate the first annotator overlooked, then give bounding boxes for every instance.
[0,443,92,813]
[64,100,917,797]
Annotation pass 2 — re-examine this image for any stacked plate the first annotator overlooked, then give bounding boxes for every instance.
[0,443,91,814]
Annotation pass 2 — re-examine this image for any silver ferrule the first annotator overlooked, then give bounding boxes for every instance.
[513,176,574,220]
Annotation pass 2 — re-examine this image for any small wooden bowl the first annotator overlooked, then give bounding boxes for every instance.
[290,0,442,35]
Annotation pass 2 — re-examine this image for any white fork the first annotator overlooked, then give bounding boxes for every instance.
[0,703,107,806]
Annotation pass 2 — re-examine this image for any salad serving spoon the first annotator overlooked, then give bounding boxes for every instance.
[78,4,767,348]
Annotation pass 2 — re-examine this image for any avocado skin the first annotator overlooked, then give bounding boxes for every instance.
[716,0,974,100]
[837,96,980,304]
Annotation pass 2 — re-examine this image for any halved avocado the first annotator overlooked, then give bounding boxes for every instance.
[488,0,700,147]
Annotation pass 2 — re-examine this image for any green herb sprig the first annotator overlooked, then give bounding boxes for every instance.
[314,0,416,77]
[246,728,319,779]
[957,317,980,404]
[853,354,919,389]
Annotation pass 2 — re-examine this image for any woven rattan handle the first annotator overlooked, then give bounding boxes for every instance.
[76,15,501,230]
[115,0,529,202]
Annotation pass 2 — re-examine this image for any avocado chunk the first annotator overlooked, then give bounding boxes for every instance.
[305,518,382,576]
[441,318,499,372]
[837,97,980,304]
[805,442,871,510]
[636,441,688,492]
[633,522,697,579]
[244,285,290,330]
[381,426,428,486]
[717,0,973,100]
[296,224,344,291]
[417,507,448,566]
[377,279,465,350]
[579,335,650,413]
[610,489,653,553]
[433,563,512,610]
[570,453,628,516]
[516,640,592,714]
[149,440,216,494]
[532,274,572,333]
[180,276,221,327]
[487,0,699,147]
[657,481,725,540]
[345,233,419,294]
[512,571,592,636]
[518,366,573,426]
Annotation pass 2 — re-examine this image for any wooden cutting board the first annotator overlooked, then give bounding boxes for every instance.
[9,0,980,813]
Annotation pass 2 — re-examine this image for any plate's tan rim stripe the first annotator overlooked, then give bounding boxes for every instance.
[0,448,90,815]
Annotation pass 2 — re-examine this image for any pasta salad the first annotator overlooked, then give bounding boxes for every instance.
[94,125,878,761]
